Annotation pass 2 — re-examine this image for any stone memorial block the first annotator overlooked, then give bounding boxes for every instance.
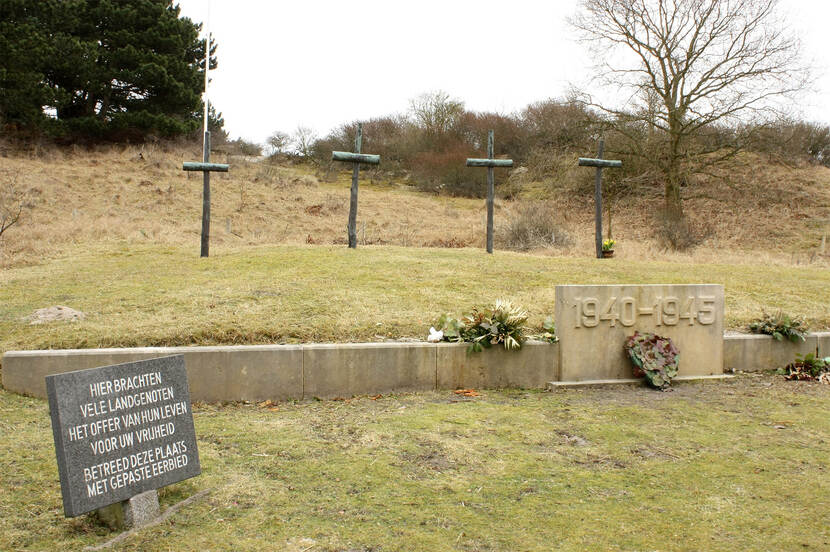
[555,284,724,381]
[46,355,200,517]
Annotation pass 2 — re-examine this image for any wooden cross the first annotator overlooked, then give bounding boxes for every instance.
[466,130,513,254]
[183,130,229,258]
[331,123,381,249]
[578,138,622,259]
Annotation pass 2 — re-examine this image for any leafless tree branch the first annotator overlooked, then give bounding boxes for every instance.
[571,0,809,231]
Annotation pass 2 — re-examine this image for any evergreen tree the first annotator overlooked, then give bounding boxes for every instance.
[0,0,217,140]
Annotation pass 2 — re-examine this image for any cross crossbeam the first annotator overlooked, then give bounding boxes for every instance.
[578,158,622,169]
[466,130,514,254]
[331,123,381,248]
[466,158,514,168]
[578,139,622,259]
[331,152,380,165]
[183,162,230,172]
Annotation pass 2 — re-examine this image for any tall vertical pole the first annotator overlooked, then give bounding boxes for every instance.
[486,130,495,254]
[200,5,211,258]
[202,3,210,140]
[201,132,211,258]
[348,123,362,249]
[594,138,605,259]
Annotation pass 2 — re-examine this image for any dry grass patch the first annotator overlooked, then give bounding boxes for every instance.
[0,145,828,269]
[0,244,828,354]
[0,375,828,551]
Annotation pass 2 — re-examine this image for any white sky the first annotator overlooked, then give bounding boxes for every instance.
[176,0,830,144]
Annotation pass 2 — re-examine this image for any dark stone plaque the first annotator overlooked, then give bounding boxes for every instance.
[46,355,200,517]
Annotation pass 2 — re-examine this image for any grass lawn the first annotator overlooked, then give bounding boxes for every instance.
[1,243,829,353]
[1,374,828,551]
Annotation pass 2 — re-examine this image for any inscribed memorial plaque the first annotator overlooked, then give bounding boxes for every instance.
[46,355,200,517]
[555,284,724,381]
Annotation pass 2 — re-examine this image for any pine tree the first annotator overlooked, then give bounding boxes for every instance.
[0,0,217,140]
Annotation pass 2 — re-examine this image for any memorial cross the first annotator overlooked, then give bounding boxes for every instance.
[578,139,622,259]
[181,15,229,258]
[183,143,229,258]
[466,130,514,254]
[331,123,381,249]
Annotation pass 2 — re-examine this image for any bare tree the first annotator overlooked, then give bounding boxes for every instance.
[408,91,465,138]
[0,179,25,241]
[572,0,808,231]
[267,130,291,156]
[292,126,317,158]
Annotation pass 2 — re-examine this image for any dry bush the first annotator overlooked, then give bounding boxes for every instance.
[519,99,594,152]
[746,121,830,167]
[221,138,263,157]
[410,146,487,197]
[524,147,588,185]
[0,176,32,242]
[654,211,714,251]
[499,202,572,251]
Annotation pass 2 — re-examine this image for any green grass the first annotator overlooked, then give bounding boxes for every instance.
[1,375,828,551]
[1,243,828,353]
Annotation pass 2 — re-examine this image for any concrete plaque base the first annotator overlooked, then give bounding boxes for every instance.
[97,490,160,530]
[555,284,724,381]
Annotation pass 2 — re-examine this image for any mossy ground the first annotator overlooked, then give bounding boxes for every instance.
[1,374,828,551]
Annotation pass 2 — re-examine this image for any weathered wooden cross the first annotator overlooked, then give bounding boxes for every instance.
[578,138,622,259]
[466,130,513,254]
[183,131,229,258]
[331,123,381,249]
[181,22,228,259]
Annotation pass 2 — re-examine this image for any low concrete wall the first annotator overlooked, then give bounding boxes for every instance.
[2,333,826,401]
[437,342,558,390]
[1,345,304,402]
[724,334,819,373]
[303,343,437,400]
[1,341,559,401]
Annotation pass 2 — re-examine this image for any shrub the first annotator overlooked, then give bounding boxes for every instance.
[624,332,679,389]
[410,146,487,197]
[224,138,263,156]
[655,211,714,251]
[748,311,808,342]
[434,300,529,353]
[500,202,572,251]
[781,353,830,384]
[0,177,29,242]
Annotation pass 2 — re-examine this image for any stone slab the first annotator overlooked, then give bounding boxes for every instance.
[46,356,200,517]
[2,345,303,402]
[302,343,436,399]
[817,332,830,358]
[97,490,160,529]
[555,285,724,381]
[436,341,558,390]
[547,374,734,389]
[723,334,819,372]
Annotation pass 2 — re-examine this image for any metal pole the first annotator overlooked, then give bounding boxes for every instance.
[201,131,211,258]
[202,3,211,141]
[348,123,362,249]
[594,138,605,259]
[486,130,494,254]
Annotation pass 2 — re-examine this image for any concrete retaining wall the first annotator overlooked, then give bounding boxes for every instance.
[2,333,827,402]
[724,333,824,373]
[1,341,559,402]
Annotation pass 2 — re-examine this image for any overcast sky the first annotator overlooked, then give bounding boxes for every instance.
[175,0,830,144]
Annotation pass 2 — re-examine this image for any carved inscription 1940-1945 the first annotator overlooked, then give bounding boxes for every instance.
[555,285,724,381]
